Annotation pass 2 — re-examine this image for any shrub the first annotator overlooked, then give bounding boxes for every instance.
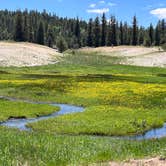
[161,43,166,51]
[56,36,68,53]
[143,37,151,47]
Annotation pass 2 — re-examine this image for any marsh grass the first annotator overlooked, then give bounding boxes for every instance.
[0,50,166,165]
[0,127,166,166]
[0,99,59,121]
[63,50,126,66]
[28,106,166,136]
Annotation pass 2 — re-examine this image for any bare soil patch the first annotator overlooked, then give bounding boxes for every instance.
[109,157,166,166]
[0,42,62,67]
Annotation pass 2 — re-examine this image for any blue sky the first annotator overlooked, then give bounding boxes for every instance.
[0,0,166,27]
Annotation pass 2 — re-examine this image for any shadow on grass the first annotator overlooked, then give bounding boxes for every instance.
[20,73,166,84]
[0,70,10,74]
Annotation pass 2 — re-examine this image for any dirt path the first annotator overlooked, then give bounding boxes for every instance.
[109,157,166,166]
[0,42,62,67]
[91,157,166,166]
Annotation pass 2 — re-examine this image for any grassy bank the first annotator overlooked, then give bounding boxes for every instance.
[28,106,166,136]
[0,127,166,166]
[0,99,59,121]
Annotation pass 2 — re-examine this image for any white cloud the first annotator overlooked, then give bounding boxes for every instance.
[99,1,105,4]
[108,2,117,7]
[89,4,96,8]
[150,8,166,19]
[158,3,165,7]
[87,8,109,14]
[143,5,153,10]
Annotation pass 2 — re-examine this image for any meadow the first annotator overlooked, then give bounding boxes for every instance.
[0,50,166,165]
[0,98,59,121]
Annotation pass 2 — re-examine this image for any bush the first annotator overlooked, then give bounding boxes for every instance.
[161,43,166,51]
[56,36,68,53]
[143,37,151,47]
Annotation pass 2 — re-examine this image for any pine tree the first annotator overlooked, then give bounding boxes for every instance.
[93,17,100,47]
[23,15,29,41]
[119,21,124,45]
[47,26,54,47]
[101,13,107,46]
[160,19,166,44]
[37,21,44,45]
[106,21,112,46]
[111,16,117,46]
[155,22,160,46]
[138,26,144,45]
[123,22,129,45]
[56,36,68,53]
[75,17,81,47]
[87,18,93,47]
[28,19,34,43]
[144,34,151,47]
[14,10,24,41]
[149,23,154,45]
[0,9,166,48]
[132,16,138,45]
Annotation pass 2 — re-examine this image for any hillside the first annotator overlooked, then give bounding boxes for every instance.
[0,42,62,67]
[0,43,165,68]
[79,46,166,67]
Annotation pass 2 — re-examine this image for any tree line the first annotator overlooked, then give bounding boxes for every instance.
[0,10,165,52]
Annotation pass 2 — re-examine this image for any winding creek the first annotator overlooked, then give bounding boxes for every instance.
[0,96,166,140]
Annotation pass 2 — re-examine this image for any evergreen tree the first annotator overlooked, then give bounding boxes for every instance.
[87,18,93,47]
[111,16,117,46]
[144,34,151,47]
[28,20,34,42]
[14,10,24,41]
[56,36,68,53]
[132,16,138,45]
[23,15,29,41]
[75,17,81,47]
[149,23,154,45]
[0,9,165,48]
[106,21,112,46]
[119,21,124,45]
[123,22,129,45]
[160,19,166,44]
[138,27,144,45]
[155,22,160,46]
[101,13,107,46]
[93,17,100,47]
[47,26,54,47]
[37,22,44,45]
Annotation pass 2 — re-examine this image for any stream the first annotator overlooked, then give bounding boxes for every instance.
[0,96,166,140]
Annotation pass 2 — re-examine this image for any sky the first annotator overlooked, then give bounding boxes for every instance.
[0,0,166,27]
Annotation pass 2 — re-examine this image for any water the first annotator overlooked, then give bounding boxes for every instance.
[128,123,166,140]
[0,96,166,140]
[0,96,84,131]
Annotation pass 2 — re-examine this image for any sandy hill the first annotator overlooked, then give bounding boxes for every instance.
[0,42,62,67]
[0,43,165,68]
[80,46,166,68]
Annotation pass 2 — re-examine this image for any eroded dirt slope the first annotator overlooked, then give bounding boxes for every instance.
[0,42,62,67]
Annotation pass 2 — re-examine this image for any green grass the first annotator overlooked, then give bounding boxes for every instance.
[28,106,166,136]
[0,99,59,121]
[0,127,166,166]
[0,50,166,165]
